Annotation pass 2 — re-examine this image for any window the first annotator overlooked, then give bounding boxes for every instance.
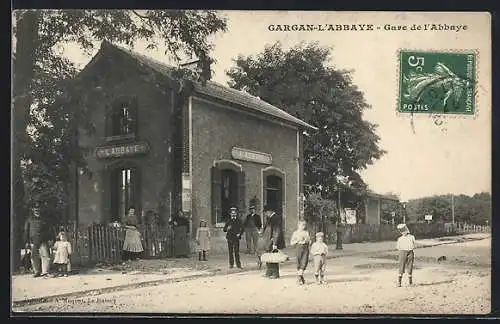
[106,98,138,139]
[211,162,245,226]
[110,167,138,222]
[264,175,283,215]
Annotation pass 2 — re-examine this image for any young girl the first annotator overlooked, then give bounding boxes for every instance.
[52,232,72,277]
[310,232,329,284]
[290,220,311,285]
[196,219,211,261]
[396,224,416,287]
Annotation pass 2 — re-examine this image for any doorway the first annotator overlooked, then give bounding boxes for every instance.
[265,175,283,215]
[220,169,239,223]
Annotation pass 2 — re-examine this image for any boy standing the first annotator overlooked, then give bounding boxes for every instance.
[396,224,416,287]
[310,232,329,284]
[290,220,311,285]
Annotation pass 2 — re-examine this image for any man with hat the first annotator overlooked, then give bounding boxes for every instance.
[23,205,51,277]
[261,206,285,278]
[223,207,244,268]
[243,205,262,254]
[396,223,416,287]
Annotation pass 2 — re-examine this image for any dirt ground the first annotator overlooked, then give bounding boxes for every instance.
[14,238,491,315]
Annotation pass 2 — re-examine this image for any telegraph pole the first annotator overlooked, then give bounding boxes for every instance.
[451,194,455,225]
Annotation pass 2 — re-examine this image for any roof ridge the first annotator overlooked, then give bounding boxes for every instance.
[100,41,317,130]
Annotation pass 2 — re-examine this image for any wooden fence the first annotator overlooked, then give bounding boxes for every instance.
[55,223,179,266]
[318,222,488,245]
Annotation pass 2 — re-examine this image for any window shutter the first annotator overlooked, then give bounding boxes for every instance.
[263,174,268,210]
[211,167,222,225]
[132,167,141,223]
[108,169,118,221]
[238,171,246,217]
[131,97,138,136]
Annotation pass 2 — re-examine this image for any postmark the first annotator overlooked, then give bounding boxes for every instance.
[397,50,477,117]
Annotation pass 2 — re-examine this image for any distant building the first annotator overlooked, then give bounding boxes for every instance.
[364,192,400,224]
[68,41,317,253]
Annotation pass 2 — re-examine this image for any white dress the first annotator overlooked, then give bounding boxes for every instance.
[196,227,211,252]
[123,225,144,253]
[53,241,72,264]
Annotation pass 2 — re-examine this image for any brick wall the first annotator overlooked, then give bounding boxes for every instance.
[77,61,174,226]
[190,95,300,254]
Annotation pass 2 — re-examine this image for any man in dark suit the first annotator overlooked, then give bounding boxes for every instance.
[261,206,285,278]
[223,206,244,268]
[244,205,262,254]
[24,205,51,277]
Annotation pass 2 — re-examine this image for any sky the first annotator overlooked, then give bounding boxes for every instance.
[61,11,491,201]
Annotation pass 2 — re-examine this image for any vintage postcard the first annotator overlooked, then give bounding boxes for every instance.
[11,10,491,315]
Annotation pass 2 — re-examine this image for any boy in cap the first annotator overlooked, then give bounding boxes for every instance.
[396,224,416,287]
[310,232,329,284]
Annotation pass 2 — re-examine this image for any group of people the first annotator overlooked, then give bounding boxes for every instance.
[22,203,416,287]
[206,204,328,282]
[23,206,73,278]
[216,205,416,286]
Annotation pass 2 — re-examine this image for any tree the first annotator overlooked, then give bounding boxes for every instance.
[405,193,491,225]
[226,42,386,202]
[12,9,227,264]
[305,192,338,234]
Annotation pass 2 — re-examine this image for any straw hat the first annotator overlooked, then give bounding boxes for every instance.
[397,224,410,234]
[316,232,324,238]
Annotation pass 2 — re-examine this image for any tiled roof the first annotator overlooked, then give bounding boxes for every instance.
[102,42,317,130]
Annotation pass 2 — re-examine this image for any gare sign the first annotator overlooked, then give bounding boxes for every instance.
[96,141,150,159]
[231,147,272,165]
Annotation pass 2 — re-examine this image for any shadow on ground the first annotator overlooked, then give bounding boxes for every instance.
[278,273,371,283]
[354,262,422,270]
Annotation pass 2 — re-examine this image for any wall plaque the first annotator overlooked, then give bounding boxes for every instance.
[231,147,272,165]
[96,141,150,159]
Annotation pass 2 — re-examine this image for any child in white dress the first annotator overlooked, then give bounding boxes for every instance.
[52,232,72,277]
[196,220,211,261]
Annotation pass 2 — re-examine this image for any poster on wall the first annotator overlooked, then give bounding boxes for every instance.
[345,208,357,224]
[182,173,192,213]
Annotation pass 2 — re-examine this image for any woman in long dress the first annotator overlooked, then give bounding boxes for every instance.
[122,207,144,261]
[261,206,285,279]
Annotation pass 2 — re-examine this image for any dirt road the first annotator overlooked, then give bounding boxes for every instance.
[14,238,490,314]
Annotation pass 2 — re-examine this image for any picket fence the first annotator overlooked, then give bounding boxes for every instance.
[57,223,177,266]
[318,222,489,245]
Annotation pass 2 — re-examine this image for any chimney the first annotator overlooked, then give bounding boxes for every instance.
[179,51,212,86]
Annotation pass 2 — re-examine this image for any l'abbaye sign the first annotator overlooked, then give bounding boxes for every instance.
[96,142,150,159]
[231,147,272,165]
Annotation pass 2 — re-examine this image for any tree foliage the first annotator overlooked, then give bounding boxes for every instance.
[12,10,227,255]
[305,193,338,232]
[405,192,491,225]
[226,42,386,201]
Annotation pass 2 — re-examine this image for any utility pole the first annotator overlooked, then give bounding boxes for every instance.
[402,202,406,224]
[451,194,455,225]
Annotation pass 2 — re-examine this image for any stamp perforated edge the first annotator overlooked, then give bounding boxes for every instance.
[395,48,480,121]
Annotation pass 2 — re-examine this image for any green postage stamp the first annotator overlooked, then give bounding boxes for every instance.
[398,50,476,115]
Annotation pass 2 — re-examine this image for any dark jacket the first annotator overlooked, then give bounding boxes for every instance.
[244,213,262,230]
[223,217,244,241]
[24,216,49,244]
[262,212,285,251]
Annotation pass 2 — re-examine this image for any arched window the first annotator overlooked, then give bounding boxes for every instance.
[106,97,138,139]
[211,160,245,226]
[262,167,285,217]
